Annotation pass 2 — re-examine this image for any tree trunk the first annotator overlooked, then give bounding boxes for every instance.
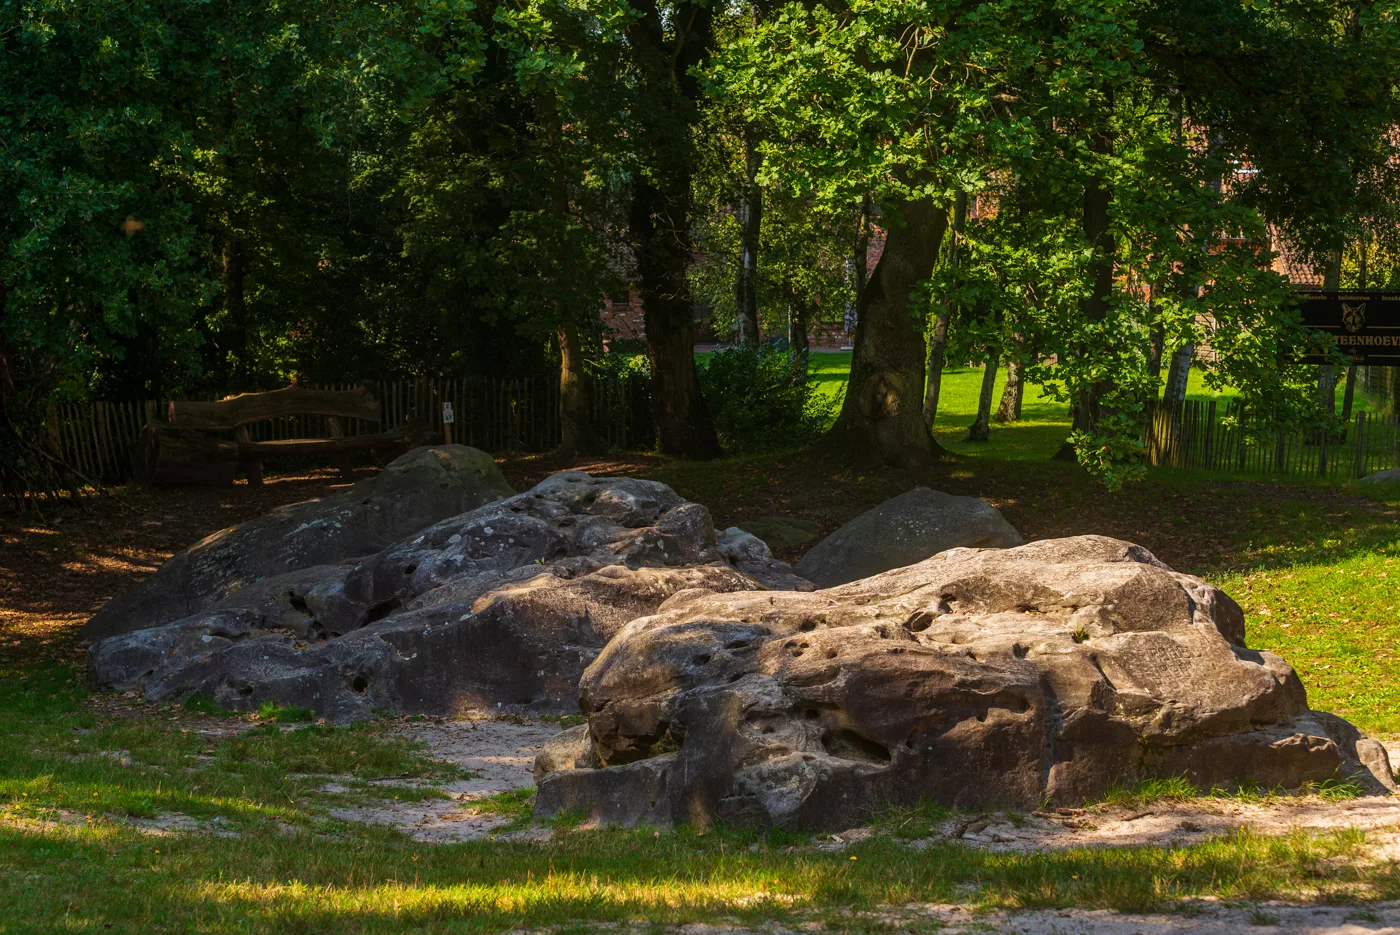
[820,198,949,467]
[633,179,721,458]
[1073,169,1114,431]
[1317,247,1343,419]
[557,319,600,457]
[626,0,721,459]
[736,127,762,347]
[1147,327,1165,383]
[922,191,967,427]
[1146,282,1165,383]
[1317,365,1338,416]
[1053,152,1116,460]
[968,353,999,442]
[1343,238,1367,424]
[1163,343,1194,405]
[1341,363,1358,422]
[923,311,951,427]
[995,358,1023,423]
[786,285,811,359]
[853,193,871,314]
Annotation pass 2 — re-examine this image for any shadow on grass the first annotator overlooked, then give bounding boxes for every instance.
[0,816,1394,933]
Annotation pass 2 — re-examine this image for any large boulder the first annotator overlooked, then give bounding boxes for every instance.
[83,445,514,641]
[735,516,822,552]
[794,487,1023,588]
[1359,468,1400,484]
[535,535,1393,829]
[87,473,813,721]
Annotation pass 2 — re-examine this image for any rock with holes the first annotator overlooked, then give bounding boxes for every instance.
[794,487,1022,588]
[82,445,515,642]
[534,535,1394,829]
[87,472,813,720]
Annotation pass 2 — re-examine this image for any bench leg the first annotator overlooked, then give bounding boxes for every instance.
[333,453,354,483]
[243,459,264,487]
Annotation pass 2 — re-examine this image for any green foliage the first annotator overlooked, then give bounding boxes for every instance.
[874,799,952,839]
[469,787,538,831]
[697,347,837,451]
[5,0,1399,493]
[708,0,1400,481]
[257,702,316,724]
[1098,776,1200,808]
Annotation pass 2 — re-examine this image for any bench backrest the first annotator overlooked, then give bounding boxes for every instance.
[168,386,381,431]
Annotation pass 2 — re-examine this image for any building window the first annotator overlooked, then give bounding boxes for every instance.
[609,293,631,309]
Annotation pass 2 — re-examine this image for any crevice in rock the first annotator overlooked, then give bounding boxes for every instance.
[1089,654,1116,691]
[1038,680,1063,795]
[365,599,401,624]
[821,728,891,765]
[904,610,934,632]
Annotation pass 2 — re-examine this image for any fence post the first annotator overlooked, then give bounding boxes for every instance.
[1353,411,1368,478]
[1319,422,1329,479]
[1205,400,1216,470]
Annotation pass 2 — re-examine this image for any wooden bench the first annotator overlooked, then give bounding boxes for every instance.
[136,386,434,486]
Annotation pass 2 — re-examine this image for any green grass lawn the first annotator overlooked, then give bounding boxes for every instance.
[798,351,1384,462]
[1,663,1395,933]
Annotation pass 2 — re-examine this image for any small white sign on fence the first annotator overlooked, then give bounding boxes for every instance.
[442,402,455,424]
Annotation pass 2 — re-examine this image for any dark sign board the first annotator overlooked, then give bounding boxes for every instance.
[1297,291,1400,365]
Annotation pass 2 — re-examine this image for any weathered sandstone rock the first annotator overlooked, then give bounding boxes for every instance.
[795,487,1022,587]
[83,445,514,641]
[536,535,1392,829]
[88,473,812,720]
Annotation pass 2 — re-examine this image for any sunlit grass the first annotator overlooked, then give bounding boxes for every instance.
[0,665,464,831]
[1217,548,1400,737]
[0,813,1393,934]
[797,354,1384,463]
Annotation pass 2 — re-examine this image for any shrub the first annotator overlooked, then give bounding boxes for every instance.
[697,346,836,452]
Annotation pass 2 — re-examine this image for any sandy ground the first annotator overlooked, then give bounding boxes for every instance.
[658,903,1400,934]
[874,795,1400,857]
[324,714,564,842]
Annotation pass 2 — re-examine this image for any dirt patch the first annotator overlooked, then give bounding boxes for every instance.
[918,902,1400,935]
[325,714,564,842]
[864,796,1400,860]
[121,812,239,837]
[0,468,362,669]
[655,902,1400,934]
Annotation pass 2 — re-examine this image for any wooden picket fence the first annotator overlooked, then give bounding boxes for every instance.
[1145,399,1400,479]
[49,382,1398,491]
[43,374,654,487]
